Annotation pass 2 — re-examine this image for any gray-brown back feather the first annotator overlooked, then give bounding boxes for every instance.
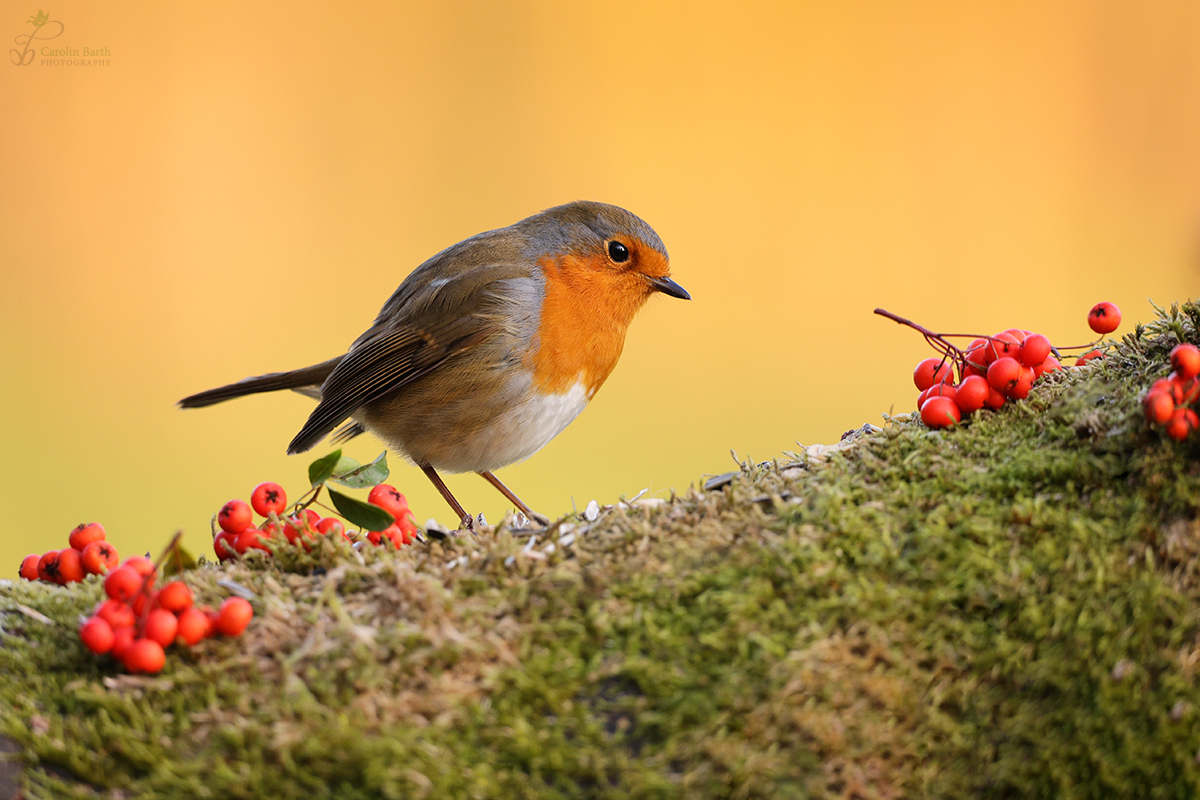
[285,237,538,454]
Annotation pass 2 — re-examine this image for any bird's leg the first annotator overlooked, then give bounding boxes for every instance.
[476,471,550,527]
[419,463,474,531]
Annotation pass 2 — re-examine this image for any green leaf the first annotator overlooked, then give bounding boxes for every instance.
[328,488,395,531]
[331,451,390,489]
[308,449,343,486]
[162,545,197,577]
[333,455,362,473]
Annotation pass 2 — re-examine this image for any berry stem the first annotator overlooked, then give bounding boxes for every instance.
[873,308,997,342]
[1054,340,1105,351]
[294,484,323,514]
[151,530,185,573]
[133,530,185,633]
[875,308,970,373]
[874,308,936,337]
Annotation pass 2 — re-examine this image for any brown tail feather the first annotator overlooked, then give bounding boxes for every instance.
[178,357,342,409]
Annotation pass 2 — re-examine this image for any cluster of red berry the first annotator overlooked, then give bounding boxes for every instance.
[1143,343,1200,441]
[359,484,421,545]
[18,523,120,584]
[212,481,419,561]
[914,329,1064,428]
[79,558,253,674]
[883,302,1123,430]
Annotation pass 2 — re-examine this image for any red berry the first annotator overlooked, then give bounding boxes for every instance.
[396,515,420,544]
[1033,354,1060,379]
[143,608,179,648]
[1150,378,1180,404]
[1018,334,1051,368]
[200,604,220,630]
[37,551,61,583]
[1170,371,1200,406]
[79,616,115,654]
[367,484,410,521]
[1171,344,1200,381]
[122,556,156,585]
[963,339,989,370]
[55,548,85,584]
[316,517,348,539]
[913,358,955,391]
[934,381,957,400]
[984,333,1020,364]
[131,589,158,617]
[250,482,287,517]
[235,527,271,554]
[1144,391,1175,426]
[104,565,142,601]
[382,523,408,547]
[1007,365,1035,400]
[68,522,106,552]
[955,375,990,415]
[282,515,316,546]
[123,638,166,674]
[1001,328,1029,344]
[218,499,254,534]
[920,396,961,429]
[19,554,40,581]
[123,555,153,573]
[215,597,253,636]
[213,531,239,561]
[984,386,1006,410]
[987,357,1022,394]
[157,580,194,613]
[1165,408,1199,441]
[96,598,137,629]
[110,626,137,660]
[961,363,985,379]
[176,607,212,646]
[81,540,119,575]
[1074,350,1103,366]
[918,381,957,410]
[1087,302,1121,334]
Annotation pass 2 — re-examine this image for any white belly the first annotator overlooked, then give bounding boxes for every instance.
[447,381,590,472]
[386,381,591,474]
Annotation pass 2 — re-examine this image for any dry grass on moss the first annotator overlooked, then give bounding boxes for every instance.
[3,301,1200,799]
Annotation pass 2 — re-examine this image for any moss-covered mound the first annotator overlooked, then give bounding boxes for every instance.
[3,303,1200,799]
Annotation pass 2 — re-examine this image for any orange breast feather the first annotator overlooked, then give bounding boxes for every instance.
[527,254,653,395]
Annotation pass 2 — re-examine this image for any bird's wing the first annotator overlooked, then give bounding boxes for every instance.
[287,316,488,454]
[286,252,534,454]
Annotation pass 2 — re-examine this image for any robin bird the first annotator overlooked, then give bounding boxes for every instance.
[179,201,689,529]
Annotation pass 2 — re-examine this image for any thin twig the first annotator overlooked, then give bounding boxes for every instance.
[132,530,185,632]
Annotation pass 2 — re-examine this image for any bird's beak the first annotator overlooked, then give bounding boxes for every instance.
[646,275,691,300]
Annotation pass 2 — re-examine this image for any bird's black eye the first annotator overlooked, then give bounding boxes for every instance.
[607,240,630,263]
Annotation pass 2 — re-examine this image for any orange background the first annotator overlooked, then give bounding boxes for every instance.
[3,2,1198,569]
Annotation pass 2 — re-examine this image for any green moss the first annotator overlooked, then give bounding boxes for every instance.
[4,301,1200,798]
